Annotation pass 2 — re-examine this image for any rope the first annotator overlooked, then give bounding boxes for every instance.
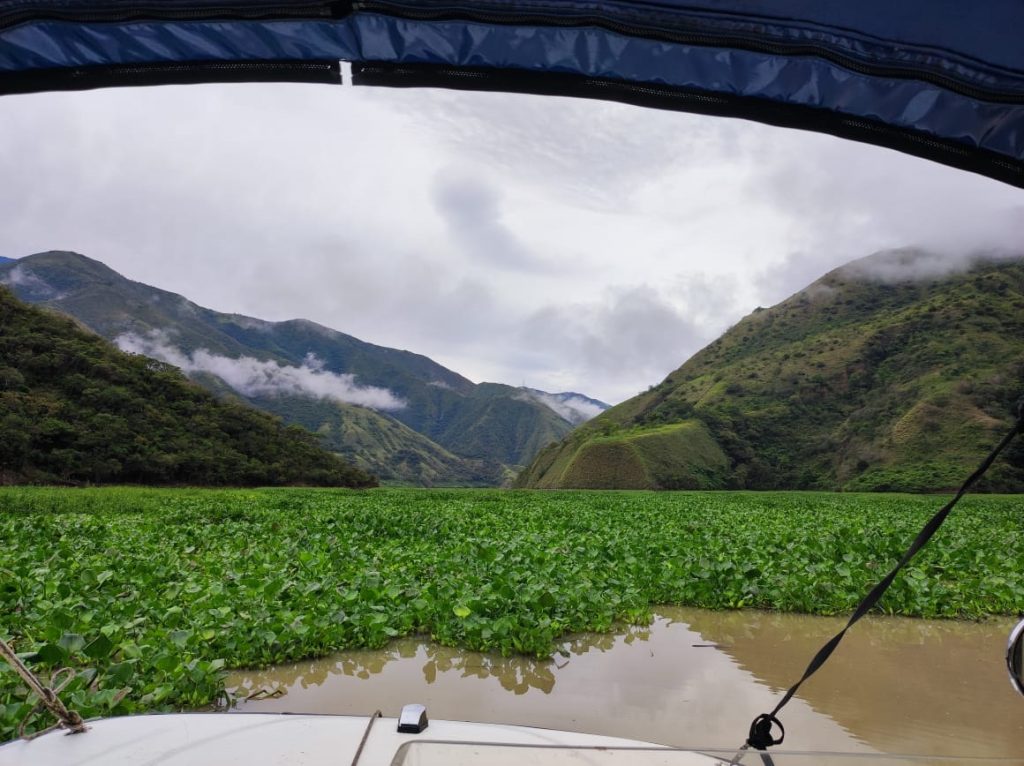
[743,397,1024,752]
[0,635,88,737]
[350,710,382,766]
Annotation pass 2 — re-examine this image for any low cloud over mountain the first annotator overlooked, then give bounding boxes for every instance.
[518,389,607,425]
[116,330,406,411]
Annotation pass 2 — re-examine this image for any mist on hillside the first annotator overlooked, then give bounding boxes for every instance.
[116,329,407,411]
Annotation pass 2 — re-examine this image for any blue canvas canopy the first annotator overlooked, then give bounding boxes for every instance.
[1,0,1022,187]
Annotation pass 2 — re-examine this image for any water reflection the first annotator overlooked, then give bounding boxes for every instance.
[227,608,1023,757]
[421,645,556,694]
[233,623,655,700]
[682,610,1024,758]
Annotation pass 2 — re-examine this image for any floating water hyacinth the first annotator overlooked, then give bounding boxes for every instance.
[1,486,1022,740]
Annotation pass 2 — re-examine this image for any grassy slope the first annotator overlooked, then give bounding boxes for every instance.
[519,421,730,489]
[519,251,1024,491]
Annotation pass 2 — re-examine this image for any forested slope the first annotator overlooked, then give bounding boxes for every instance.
[0,288,376,487]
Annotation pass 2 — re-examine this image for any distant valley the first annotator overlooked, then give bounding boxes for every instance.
[8,248,1022,494]
[0,252,608,486]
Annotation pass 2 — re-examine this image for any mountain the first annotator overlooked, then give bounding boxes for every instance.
[0,251,606,485]
[0,287,376,487]
[0,257,15,265]
[239,389,503,486]
[517,388,610,426]
[517,250,1024,492]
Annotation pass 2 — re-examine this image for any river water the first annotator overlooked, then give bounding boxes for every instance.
[228,608,1024,758]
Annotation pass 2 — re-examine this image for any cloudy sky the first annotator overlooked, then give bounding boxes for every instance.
[1,82,1021,403]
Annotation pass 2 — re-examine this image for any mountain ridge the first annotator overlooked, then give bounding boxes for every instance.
[517,249,1024,492]
[1,251,607,485]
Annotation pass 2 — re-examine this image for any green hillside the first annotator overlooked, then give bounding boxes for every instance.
[518,250,1024,492]
[0,288,376,487]
[520,421,730,489]
[429,382,578,465]
[0,252,597,484]
[249,393,505,486]
[186,372,504,486]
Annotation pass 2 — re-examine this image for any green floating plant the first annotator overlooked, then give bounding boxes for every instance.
[1,485,1022,741]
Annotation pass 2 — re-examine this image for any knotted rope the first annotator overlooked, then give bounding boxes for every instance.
[0,635,87,738]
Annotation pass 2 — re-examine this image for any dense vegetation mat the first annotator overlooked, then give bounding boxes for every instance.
[2,487,1022,740]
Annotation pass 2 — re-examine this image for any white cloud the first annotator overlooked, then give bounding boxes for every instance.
[839,249,1024,284]
[0,84,1021,405]
[521,390,606,424]
[518,284,713,402]
[431,168,544,271]
[0,264,65,299]
[115,330,405,411]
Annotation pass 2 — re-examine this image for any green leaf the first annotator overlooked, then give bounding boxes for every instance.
[120,642,144,660]
[33,644,66,665]
[168,630,191,648]
[263,579,285,599]
[58,633,86,655]
[153,654,180,674]
[106,661,135,685]
[50,611,74,631]
[453,606,471,619]
[84,634,115,660]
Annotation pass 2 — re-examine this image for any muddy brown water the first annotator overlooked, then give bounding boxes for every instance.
[228,608,1024,758]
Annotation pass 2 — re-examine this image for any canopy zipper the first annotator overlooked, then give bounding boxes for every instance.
[5,0,1022,104]
[0,0,348,30]
[353,0,1024,105]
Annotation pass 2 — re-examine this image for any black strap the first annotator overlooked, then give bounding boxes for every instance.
[746,398,1024,750]
[747,714,784,749]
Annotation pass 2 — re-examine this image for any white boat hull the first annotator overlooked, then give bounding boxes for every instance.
[0,712,717,765]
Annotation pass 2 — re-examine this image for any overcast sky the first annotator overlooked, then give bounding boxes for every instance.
[1,82,1022,403]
